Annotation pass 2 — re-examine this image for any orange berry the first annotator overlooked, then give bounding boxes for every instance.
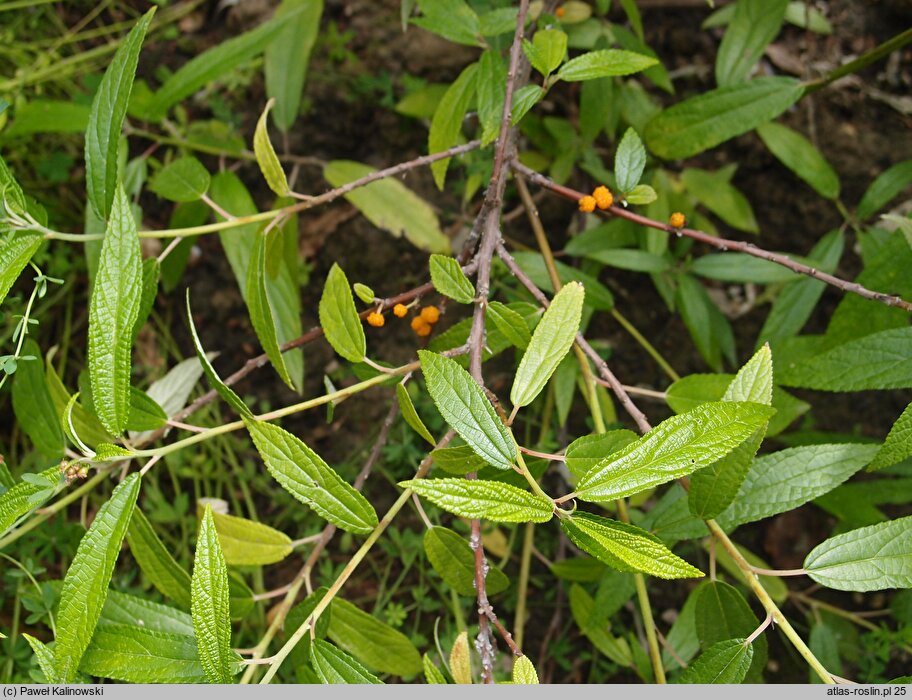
[410,316,427,332]
[420,305,440,324]
[415,322,432,337]
[367,312,385,327]
[670,212,686,229]
[393,303,408,318]
[593,185,613,209]
[578,195,596,213]
[555,6,565,17]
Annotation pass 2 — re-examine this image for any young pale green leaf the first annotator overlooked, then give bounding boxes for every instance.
[871,401,912,471]
[681,168,758,233]
[525,29,567,76]
[568,584,633,667]
[675,639,753,684]
[757,122,840,199]
[0,153,27,215]
[413,0,481,47]
[423,526,510,596]
[429,254,475,304]
[724,345,773,405]
[401,478,553,523]
[430,444,490,475]
[449,631,472,684]
[614,128,647,194]
[0,467,60,537]
[576,401,774,502]
[85,8,154,218]
[693,581,766,681]
[564,430,639,481]
[88,185,142,435]
[12,340,65,461]
[245,418,378,534]
[396,383,436,446]
[126,508,192,610]
[311,639,383,684]
[423,653,447,684]
[511,84,544,125]
[428,63,478,189]
[265,0,323,132]
[804,516,912,592]
[556,49,657,82]
[54,473,141,682]
[247,232,296,388]
[511,282,584,409]
[80,625,207,683]
[624,184,657,205]
[780,327,912,391]
[512,656,539,684]
[716,443,877,530]
[644,76,803,160]
[476,49,506,146]
[328,598,422,677]
[323,160,449,252]
[208,510,292,566]
[149,157,211,202]
[353,283,374,304]
[487,301,531,350]
[318,263,366,363]
[253,99,289,196]
[191,506,234,684]
[715,0,788,87]
[0,230,43,306]
[139,355,208,424]
[562,512,703,579]
[418,350,516,469]
[23,634,56,682]
[857,160,912,220]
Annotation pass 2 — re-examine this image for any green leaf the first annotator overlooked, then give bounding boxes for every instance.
[88,185,142,435]
[624,184,657,205]
[149,157,210,203]
[706,540,788,604]
[418,350,516,469]
[428,63,478,189]
[85,8,154,218]
[692,253,805,284]
[512,656,539,684]
[511,251,614,310]
[568,584,632,666]
[675,639,753,684]
[208,510,292,566]
[191,506,234,684]
[477,49,506,146]
[857,160,912,220]
[716,443,878,530]
[264,0,323,131]
[5,99,90,137]
[245,418,378,534]
[477,6,517,36]
[779,327,912,391]
[575,401,775,502]
[675,274,735,372]
[423,526,510,596]
[0,230,43,306]
[311,639,383,684]
[286,587,332,669]
[23,634,56,682]
[511,84,544,124]
[413,0,481,47]
[12,340,65,460]
[80,624,207,683]
[401,478,553,523]
[449,631,471,684]
[564,430,639,481]
[615,128,647,193]
[131,257,160,345]
[511,282,584,409]
[0,153,27,216]
[429,254,475,304]
[556,49,657,81]
[97,589,192,635]
[353,283,375,304]
[125,386,168,431]
[524,29,568,77]
[142,355,208,422]
[328,598,422,677]
[126,508,192,609]
[644,76,803,160]
[480,302,528,351]
[715,0,788,87]
[584,248,668,272]
[323,160,449,252]
[54,473,141,682]
[804,516,912,592]
[430,444,490,474]
[0,467,60,537]
[561,512,703,579]
[757,122,840,199]
[693,581,766,681]
[871,401,912,471]
[318,263,365,363]
[396,383,435,446]
[253,99,289,196]
[423,654,447,684]
[681,168,758,233]
[783,1,832,33]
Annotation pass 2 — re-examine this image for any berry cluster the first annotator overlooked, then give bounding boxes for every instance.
[367,303,442,337]
[578,185,614,213]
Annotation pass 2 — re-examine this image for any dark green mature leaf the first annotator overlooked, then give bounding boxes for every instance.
[323,160,449,252]
[126,508,192,610]
[804,516,912,592]
[568,584,632,666]
[615,128,647,193]
[576,401,774,502]
[428,63,478,189]
[511,251,614,310]
[209,510,292,566]
[149,157,210,202]
[413,0,481,47]
[564,430,638,480]
[511,84,544,124]
[561,512,703,579]
[396,383,435,446]
[430,254,475,304]
[245,418,378,534]
[401,478,554,523]
[191,506,234,684]
[318,263,365,363]
[511,282,584,409]
[418,350,516,469]
[430,444,489,474]
[286,587,331,669]
[488,301,531,349]
[12,340,65,460]
[88,185,142,435]
[693,581,766,681]
[247,232,296,388]
[692,254,803,284]
[676,274,735,372]
[85,8,154,219]
[131,257,160,345]
[779,327,912,391]
[556,49,657,81]
[0,230,42,306]
[265,0,323,132]
[54,473,141,682]
[423,526,510,595]
[253,99,289,196]
[675,639,753,684]
[757,122,840,199]
[125,387,167,431]
[661,585,701,670]
[477,49,506,146]
[644,76,803,160]
[328,598,421,677]
[716,443,878,530]
[681,168,758,233]
[0,466,60,537]
[857,160,912,220]
[311,639,383,684]
[871,401,912,471]
[80,624,207,683]
[715,0,788,87]
[5,99,90,137]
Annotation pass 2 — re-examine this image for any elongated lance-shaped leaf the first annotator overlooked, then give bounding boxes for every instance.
[429,254,475,304]
[247,232,296,388]
[487,301,531,349]
[328,598,421,677]
[0,152,28,215]
[429,63,478,189]
[265,0,323,132]
[561,512,704,579]
[54,473,141,682]
[191,506,235,683]
[80,624,207,683]
[126,507,192,609]
[131,257,160,345]
[418,350,516,469]
[396,383,435,446]
[757,122,840,199]
[208,510,292,566]
[88,185,142,435]
[556,49,657,81]
[423,654,447,684]
[253,99,289,196]
[245,418,378,534]
[24,634,56,682]
[476,48,506,146]
[0,230,42,307]
[614,127,647,194]
[511,281,584,409]
[715,0,788,87]
[693,581,767,681]
[401,478,554,523]
[85,8,155,219]
[311,639,383,684]
[871,400,912,471]
[318,263,365,363]
[675,639,753,684]
[449,631,472,684]
[804,515,912,592]
[423,526,510,596]
[12,339,65,461]
[576,401,775,502]
[101,589,194,635]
